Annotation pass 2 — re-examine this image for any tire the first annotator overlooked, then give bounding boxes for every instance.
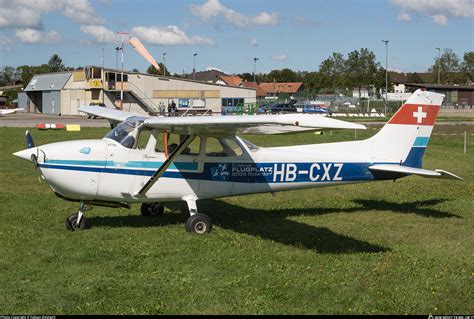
[141,203,164,217]
[65,213,86,231]
[186,213,212,234]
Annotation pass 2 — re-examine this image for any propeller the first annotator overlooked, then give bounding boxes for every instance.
[25,130,45,183]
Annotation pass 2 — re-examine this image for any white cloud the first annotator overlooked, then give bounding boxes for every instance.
[190,0,278,28]
[397,11,412,22]
[432,14,448,26]
[0,0,103,30]
[291,16,326,28]
[390,0,474,25]
[250,37,258,47]
[131,25,214,46]
[272,54,288,62]
[80,25,121,44]
[0,35,11,46]
[16,28,61,44]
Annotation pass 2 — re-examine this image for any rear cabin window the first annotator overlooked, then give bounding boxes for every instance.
[205,137,243,157]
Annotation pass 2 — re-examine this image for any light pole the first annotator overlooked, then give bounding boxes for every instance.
[193,53,198,80]
[382,40,389,115]
[436,47,441,84]
[117,32,129,111]
[115,46,120,70]
[163,52,166,77]
[253,57,259,83]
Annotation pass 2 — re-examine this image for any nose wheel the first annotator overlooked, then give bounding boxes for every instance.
[65,202,89,231]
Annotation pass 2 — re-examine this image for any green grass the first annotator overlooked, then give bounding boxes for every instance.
[0,126,473,315]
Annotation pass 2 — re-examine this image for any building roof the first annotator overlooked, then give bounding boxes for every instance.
[389,71,434,84]
[219,75,243,87]
[241,81,267,97]
[405,83,474,90]
[24,72,72,91]
[259,82,304,94]
[191,69,229,82]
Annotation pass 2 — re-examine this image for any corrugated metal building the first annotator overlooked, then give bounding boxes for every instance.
[405,83,474,108]
[18,67,256,116]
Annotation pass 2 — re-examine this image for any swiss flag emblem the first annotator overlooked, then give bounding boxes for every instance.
[388,104,439,126]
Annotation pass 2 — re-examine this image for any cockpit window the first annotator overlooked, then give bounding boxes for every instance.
[105,117,145,149]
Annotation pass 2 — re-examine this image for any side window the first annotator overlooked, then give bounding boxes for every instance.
[136,129,153,150]
[205,137,243,157]
[154,133,201,156]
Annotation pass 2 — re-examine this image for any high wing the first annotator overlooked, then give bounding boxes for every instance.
[79,106,145,124]
[79,105,366,135]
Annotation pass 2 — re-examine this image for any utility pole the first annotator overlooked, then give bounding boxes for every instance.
[117,32,129,111]
[382,40,389,116]
[253,57,259,83]
[436,47,441,84]
[193,53,198,80]
[163,52,167,77]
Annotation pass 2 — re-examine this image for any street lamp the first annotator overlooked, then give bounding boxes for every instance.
[436,47,441,84]
[115,46,120,70]
[117,32,130,111]
[253,57,259,83]
[163,52,167,77]
[382,40,389,116]
[193,53,198,80]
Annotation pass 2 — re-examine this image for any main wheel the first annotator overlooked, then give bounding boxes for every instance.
[186,213,212,234]
[65,212,86,231]
[141,203,164,217]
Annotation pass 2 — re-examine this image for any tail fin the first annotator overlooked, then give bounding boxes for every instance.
[368,89,444,168]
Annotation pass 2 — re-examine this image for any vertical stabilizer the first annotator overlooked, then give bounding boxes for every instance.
[368,89,444,168]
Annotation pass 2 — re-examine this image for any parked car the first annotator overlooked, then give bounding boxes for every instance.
[258,102,298,114]
[301,104,332,115]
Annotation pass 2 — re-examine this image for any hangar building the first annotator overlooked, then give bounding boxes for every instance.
[18,66,256,116]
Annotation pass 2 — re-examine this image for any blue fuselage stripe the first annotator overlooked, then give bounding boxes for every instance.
[38,161,385,183]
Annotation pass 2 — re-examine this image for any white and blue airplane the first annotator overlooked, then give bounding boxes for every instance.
[13,89,462,234]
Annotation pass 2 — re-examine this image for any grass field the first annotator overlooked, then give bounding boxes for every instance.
[0,125,473,315]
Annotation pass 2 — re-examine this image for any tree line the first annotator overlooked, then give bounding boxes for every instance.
[1,49,472,102]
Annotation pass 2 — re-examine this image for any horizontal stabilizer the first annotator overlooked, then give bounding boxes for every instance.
[369,164,463,180]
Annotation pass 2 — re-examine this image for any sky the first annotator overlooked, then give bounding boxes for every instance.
[0,0,473,75]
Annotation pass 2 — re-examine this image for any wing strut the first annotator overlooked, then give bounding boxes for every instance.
[134,134,195,196]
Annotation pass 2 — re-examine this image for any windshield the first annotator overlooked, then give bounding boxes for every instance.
[105,116,145,149]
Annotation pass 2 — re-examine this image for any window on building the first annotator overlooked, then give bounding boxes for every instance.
[221,98,245,107]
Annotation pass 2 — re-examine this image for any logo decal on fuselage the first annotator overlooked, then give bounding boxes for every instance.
[79,147,91,155]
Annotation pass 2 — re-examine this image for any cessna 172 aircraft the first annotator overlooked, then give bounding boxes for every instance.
[13,89,461,234]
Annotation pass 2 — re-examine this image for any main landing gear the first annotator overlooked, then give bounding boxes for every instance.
[140,203,164,217]
[65,202,89,231]
[184,198,212,234]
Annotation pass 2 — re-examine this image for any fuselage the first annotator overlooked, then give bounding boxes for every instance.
[15,134,391,204]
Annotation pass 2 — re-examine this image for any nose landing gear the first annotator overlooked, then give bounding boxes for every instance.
[65,202,90,231]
